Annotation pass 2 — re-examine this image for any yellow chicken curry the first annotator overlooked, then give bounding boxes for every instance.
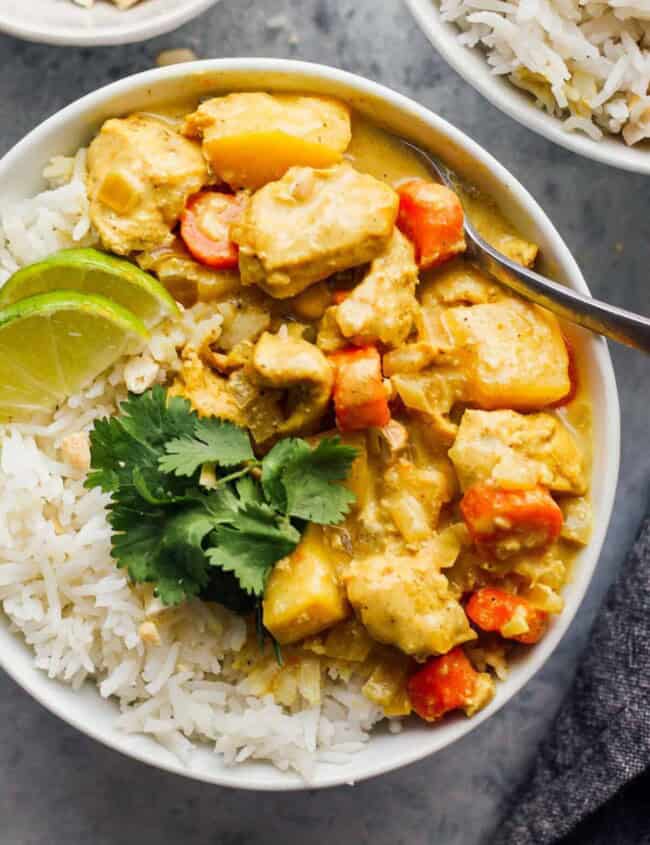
[85,92,591,723]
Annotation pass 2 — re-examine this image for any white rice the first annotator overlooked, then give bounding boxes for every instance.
[0,155,387,780]
[439,0,650,144]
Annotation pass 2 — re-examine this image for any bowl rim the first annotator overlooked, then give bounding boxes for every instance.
[0,58,621,791]
[404,0,650,175]
[0,0,219,46]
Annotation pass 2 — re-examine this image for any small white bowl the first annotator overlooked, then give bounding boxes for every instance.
[405,0,650,174]
[0,0,220,46]
[0,59,620,790]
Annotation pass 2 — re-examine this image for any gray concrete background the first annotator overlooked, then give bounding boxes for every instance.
[0,1,648,843]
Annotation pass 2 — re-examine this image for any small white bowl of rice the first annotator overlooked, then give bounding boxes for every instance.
[0,59,620,789]
[406,0,650,173]
[0,0,220,46]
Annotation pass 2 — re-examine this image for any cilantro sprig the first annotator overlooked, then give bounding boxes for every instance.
[86,386,357,610]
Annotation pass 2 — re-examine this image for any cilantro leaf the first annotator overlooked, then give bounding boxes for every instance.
[261,438,304,511]
[119,386,196,453]
[110,504,214,606]
[207,502,300,596]
[160,417,254,477]
[85,387,357,611]
[261,437,358,525]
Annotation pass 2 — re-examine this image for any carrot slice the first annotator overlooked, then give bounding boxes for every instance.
[329,346,390,432]
[407,648,479,722]
[397,179,466,269]
[466,588,549,645]
[180,191,246,269]
[460,483,563,556]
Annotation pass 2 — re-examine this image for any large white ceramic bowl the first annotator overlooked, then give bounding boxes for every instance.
[0,0,219,46]
[0,59,620,790]
[405,0,650,174]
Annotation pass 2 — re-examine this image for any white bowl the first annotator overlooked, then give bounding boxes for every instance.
[0,58,620,790]
[0,0,220,46]
[405,0,650,174]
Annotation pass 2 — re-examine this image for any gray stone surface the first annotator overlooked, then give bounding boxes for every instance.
[0,1,647,843]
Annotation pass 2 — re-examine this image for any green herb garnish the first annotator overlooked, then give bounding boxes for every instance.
[86,386,357,611]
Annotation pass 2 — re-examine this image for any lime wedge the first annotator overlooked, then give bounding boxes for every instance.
[0,248,179,327]
[0,292,149,420]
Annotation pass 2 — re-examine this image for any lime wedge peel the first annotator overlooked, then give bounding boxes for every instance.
[0,291,149,421]
[0,248,179,328]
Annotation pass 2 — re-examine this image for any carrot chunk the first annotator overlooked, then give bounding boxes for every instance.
[466,588,549,645]
[180,191,246,269]
[460,483,563,557]
[397,179,466,269]
[329,346,390,432]
[407,648,479,722]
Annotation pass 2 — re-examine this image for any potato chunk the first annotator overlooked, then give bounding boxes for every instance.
[344,543,475,659]
[263,526,350,645]
[182,93,351,189]
[444,299,571,409]
[232,164,398,298]
[87,114,209,255]
[449,409,587,495]
[335,229,420,347]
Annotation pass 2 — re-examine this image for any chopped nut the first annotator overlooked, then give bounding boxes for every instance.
[60,432,91,472]
[156,49,198,67]
[138,621,161,645]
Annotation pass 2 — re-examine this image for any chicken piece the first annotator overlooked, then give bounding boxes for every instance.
[59,432,91,472]
[449,409,587,495]
[443,299,571,410]
[170,347,244,424]
[344,542,476,659]
[87,115,209,255]
[243,331,334,441]
[334,229,419,347]
[182,93,351,190]
[263,525,350,645]
[419,259,503,309]
[232,164,398,298]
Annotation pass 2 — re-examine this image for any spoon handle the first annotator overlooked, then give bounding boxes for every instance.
[471,228,650,353]
[407,144,650,353]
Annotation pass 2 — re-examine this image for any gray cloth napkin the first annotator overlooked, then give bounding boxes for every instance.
[494,508,650,845]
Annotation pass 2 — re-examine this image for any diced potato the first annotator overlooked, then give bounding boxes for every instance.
[449,409,587,495]
[344,543,475,659]
[443,299,571,410]
[182,93,351,189]
[232,164,398,298]
[263,526,350,645]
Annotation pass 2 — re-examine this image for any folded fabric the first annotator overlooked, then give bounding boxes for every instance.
[493,508,650,845]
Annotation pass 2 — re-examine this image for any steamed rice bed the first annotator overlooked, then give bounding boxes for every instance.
[439,0,650,145]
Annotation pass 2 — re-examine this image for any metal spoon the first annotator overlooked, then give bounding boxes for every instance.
[410,146,650,353]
